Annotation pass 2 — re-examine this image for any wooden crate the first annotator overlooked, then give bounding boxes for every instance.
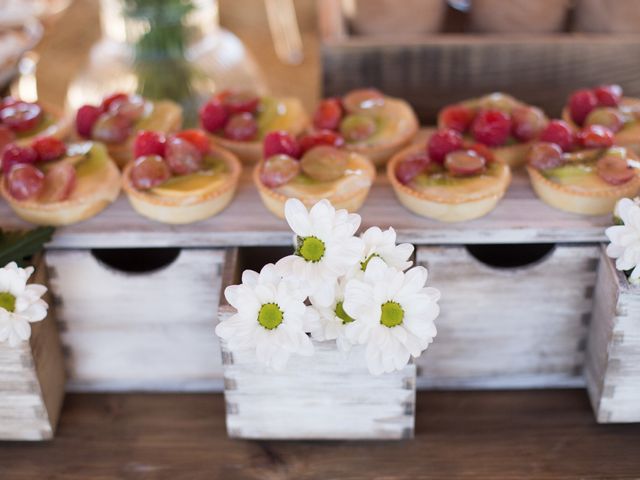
[318,0,640,122]
[218,248,416,440]
[0,256,65,441]
[45,248,226,392]
[416,244,600,388]
[586,246,640,423]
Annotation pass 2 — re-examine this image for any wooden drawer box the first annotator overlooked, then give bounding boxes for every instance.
[45,248,226,392]
[587,246,640,423]
[416,244,600,388]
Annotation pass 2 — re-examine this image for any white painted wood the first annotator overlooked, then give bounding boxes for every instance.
[45,248,226,391]
[586,246,640,423]
[0,169,613,248]
[416,245,600,388]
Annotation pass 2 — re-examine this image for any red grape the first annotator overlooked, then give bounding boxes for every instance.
[299,130,345,154]
[107,94,147,122]
[511,106,547,142]
[427,128,464,164]
[130,155,171,190]
[199,99,229,133]
[445,150,486,177]
[466,142,495,163]
[300,145,348,181]
[32,136,66,162]
[1,144,38,174]
[584,107,624,133]
[568,89,598,125]
[596,151,635,185]
[0,125,16,152]
[538,120,575,152]
[91,112,131,144]
[471,109,512,147]
[220,91,260,114]
[223,113,258,141]
[395,151,431,185]
[439,105,474,133]
[0,102,43,133]
[263,131,300,159]
[39,162,76,202]
[101,93,129,112]
[312,98,343,131]
[340,114,376,142]
[134,131,166,159]
[527,142,564,170]
[594,84,622,108]
[260,154,300,188]
[165,136,204,175]
[342,88,384,112]
[5,164,44,200]
[76,105,103,138]
[174,129,210,155]
[577,125,614,149]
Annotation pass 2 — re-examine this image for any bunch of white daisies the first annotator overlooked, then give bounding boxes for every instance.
[607,197,640,285]
[216,198,440,375]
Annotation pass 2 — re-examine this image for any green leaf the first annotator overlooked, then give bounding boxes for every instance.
[0,227,54,267]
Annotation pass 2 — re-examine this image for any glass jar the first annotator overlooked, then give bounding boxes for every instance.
[67,0,266,125]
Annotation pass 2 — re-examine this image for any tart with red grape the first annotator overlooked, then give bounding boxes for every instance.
[562,84,640,154]
[0,137,120,225]
[122,129,241,224]
[388,128,511,222]
[199,90,308,164]
[75,92,182,169]
[253,130,375,218]
[526,142,640,215]
[310,88,418,167]
[438,92,549,168]
[0,96,71,151]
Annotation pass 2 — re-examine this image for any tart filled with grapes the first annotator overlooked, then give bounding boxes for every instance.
[122,129,241,224]
[254,130,375,218]
[310,88,418,167]
[75,92,182,169]
[388,128,511,222]
[437,92,549,168]
[199,90,308,164]
[562,84,640,154]
[0,137,121,225]
[526,142,640,215]
[0,96,71,151]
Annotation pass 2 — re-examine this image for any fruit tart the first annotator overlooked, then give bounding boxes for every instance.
[562,84,640,154]
[310,88,418,167]
[253,131,375,218]
[122,129,241,224]
[0,96,71,151]
[437,92,549,168]
[388,128,511,222]
[199,90,308,164]
[75,92,182,169]
[526,142,640,215]
[0,137,120,225]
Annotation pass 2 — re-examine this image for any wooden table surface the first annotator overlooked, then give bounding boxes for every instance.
[1,391,640,479]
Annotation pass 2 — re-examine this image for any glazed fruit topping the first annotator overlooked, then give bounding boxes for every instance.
[577,125,614,149]
[299,130,345,154]
[342,88,384,112]
[165,136,204,175]
[538,120,574,152]
[395,151,431,185]
[260,154,300,188]
[0,101,43,133]
[91,112,132,144]
[1,144,38,174]
[444,150,486,177]
[76,93,148,140]
[427,128,464,164]
[263,131,301,159]
[76,105,103,138]
[584,107,624,133]
[568,89,598,125]
[594,84,622,108]
[39,162,76,202]
[312,98,343,131]
[596,149,636,185]
[440,105,474,133]
[130,154,172,190]
[224,112,258,141]
[174,129,210,155]
[134,131,166,158]
[471,109,511,147]
[467,143,494,164]
[300,145,348,182]
[527,142,564,170]
[200,99,229,133]
[5,163,44,200]
[511,106,547,142]
[340,114,376,142]
[32,136,67,162]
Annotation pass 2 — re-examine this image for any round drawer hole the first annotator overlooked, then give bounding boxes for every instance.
[465,243,555,269]
[91,248,181,274]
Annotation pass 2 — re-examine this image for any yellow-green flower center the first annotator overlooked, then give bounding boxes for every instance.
[335,301,354,325]
[296,236,325,262]
[380,301,404,328]
[0,292,16,313]
[360,253,381,271]
[257,303,284,330]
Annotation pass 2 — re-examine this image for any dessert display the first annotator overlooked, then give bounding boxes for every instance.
[254,130,375,218]
[0,95,71,151]
[562,84,640,154]
[310,88,418,167]
[74,92,182,168]
[122,129,241,224]
[199,90,308,164]
[437,92,549,168]
[526,142,640,215]
[0,136,121,225]
[387,128,511,222]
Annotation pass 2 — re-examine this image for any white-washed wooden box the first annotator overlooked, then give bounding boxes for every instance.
[586,246,640,423]
[44,248,226,392]
[218,249,416,440]
[0,257,65,440]
[416,245,600,388]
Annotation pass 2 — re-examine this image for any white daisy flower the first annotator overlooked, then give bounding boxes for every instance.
[358,226,414,273]
[343,257,440,375]
[215,263,316,371]
[307,277,356,352]
[276,198,365,307]
[606,197,640,284]
[0,262,48,347]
